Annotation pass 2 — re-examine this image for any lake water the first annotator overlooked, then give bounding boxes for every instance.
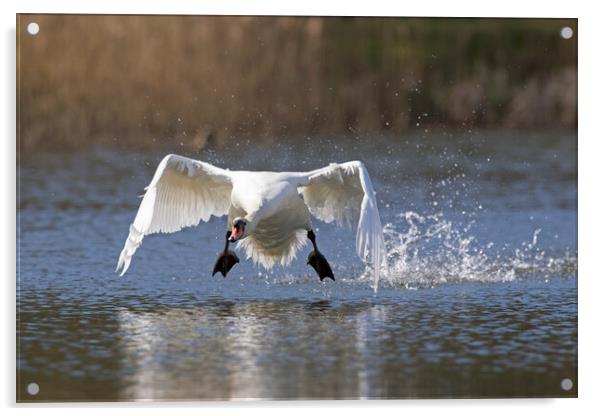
[17,132,577,401]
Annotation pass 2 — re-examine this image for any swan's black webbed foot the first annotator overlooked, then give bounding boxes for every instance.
[307,250,335,281]
[212,250,240,277]
[212,230,240,277]
[306,230,335,281]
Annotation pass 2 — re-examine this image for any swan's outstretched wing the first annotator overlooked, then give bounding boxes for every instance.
[298,161,387,290]
[116,154,233,276]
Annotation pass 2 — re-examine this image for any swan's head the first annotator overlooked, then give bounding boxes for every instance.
[229,217,247,242]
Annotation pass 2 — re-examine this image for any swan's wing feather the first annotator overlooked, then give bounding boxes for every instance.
[299,161,386,291]
[116,154,232,276]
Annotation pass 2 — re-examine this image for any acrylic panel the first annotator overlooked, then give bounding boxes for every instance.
[16,14,577,402]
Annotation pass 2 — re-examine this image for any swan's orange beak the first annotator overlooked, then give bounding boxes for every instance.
[229,223,245,242]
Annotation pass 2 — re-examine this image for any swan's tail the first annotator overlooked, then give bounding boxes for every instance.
[116,224,144,276]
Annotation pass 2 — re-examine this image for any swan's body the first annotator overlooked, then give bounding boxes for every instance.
[116,154,387,289]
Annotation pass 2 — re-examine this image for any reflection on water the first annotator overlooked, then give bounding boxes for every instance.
[18,279,577,401]
[17,133,577,401]
[118,300,380,400]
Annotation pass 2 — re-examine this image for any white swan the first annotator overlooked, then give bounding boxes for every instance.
[116,154,387,290]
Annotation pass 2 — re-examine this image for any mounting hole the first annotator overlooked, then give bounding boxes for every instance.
[27,22,40,35]
[560,378,573,391]
[560,26,573,40]
[27,382,39,395]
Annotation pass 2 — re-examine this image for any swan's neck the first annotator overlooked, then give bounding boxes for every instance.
[243,218,257,236]
[241,205,271,237]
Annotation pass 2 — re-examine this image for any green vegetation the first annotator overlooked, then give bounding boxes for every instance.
[17,15,576,153]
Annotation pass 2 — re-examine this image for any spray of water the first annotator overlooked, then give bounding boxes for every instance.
[353,211,578,290]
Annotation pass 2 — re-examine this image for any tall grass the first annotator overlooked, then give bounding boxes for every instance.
[17,15,577,154]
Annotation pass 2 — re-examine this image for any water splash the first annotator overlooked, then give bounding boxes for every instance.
[370,211,576,289]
